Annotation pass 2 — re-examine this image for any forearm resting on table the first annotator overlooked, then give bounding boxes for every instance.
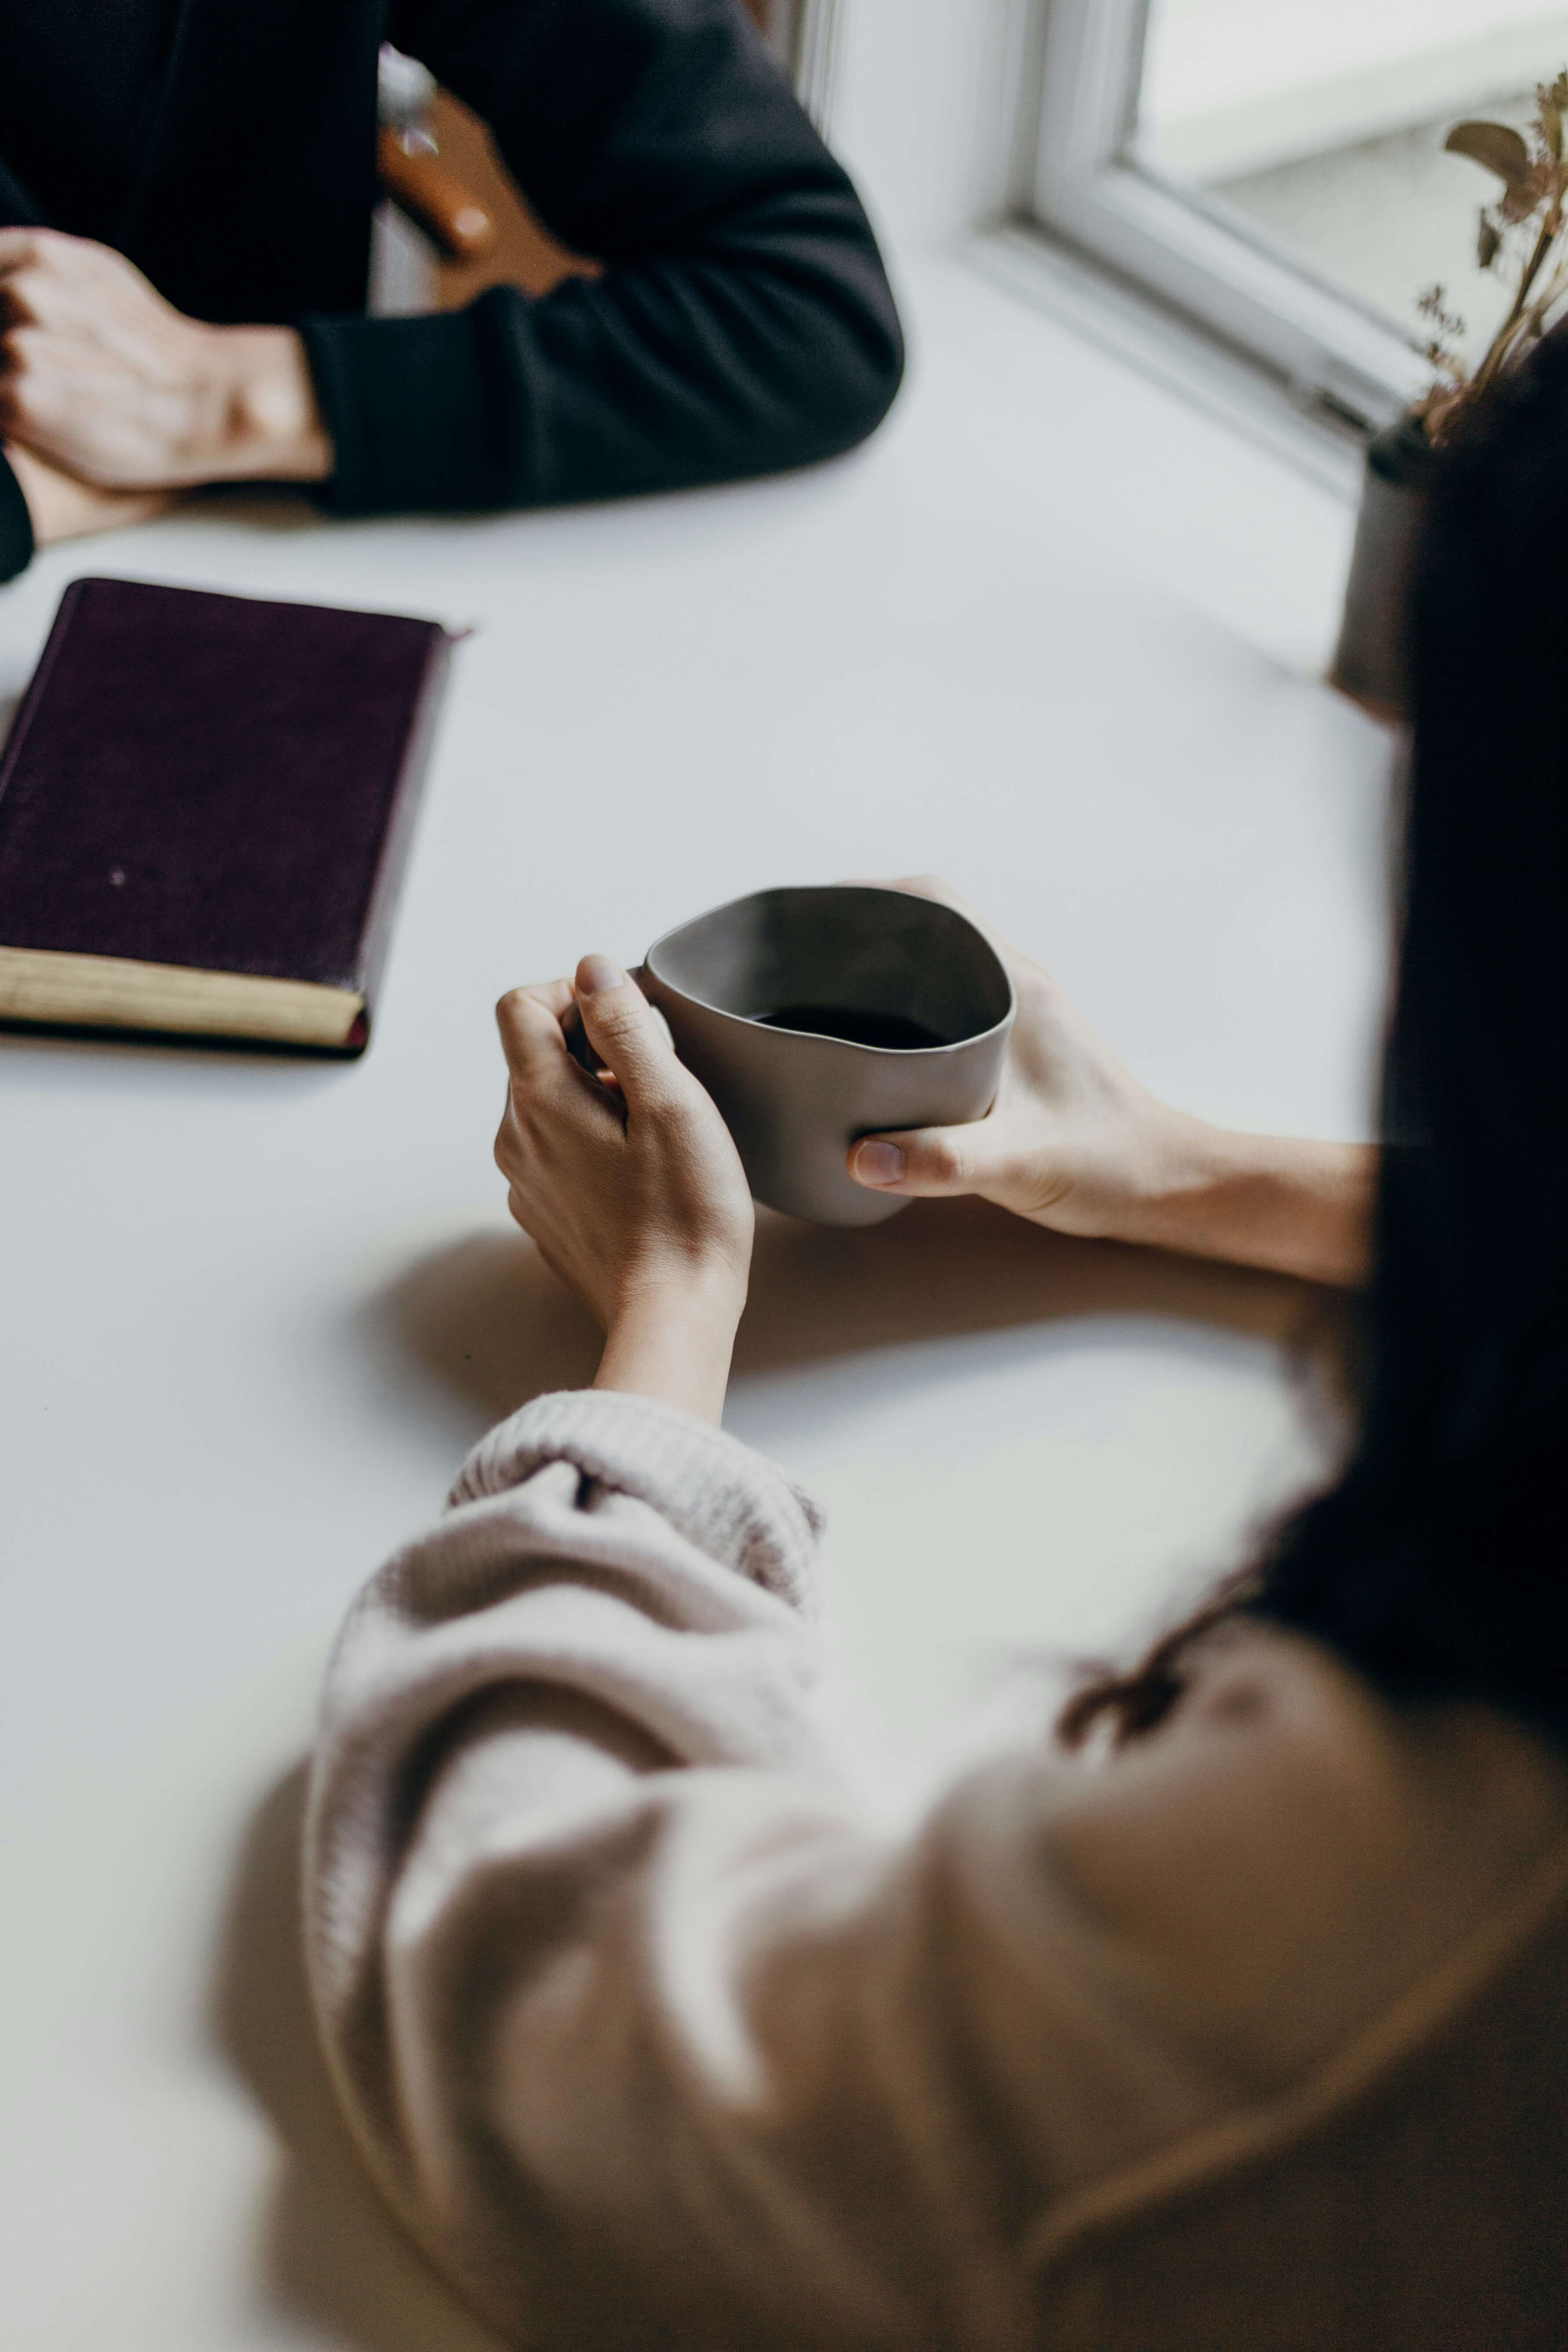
[1124,1119,1376,1288]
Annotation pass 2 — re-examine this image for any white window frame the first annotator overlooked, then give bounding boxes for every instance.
[765,0,845,136]
[1026,0,1430,431]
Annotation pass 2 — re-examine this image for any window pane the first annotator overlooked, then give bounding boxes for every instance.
[1136,0,1568,366]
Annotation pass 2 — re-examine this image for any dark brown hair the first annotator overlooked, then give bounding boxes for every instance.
[1062,334,1568,1753]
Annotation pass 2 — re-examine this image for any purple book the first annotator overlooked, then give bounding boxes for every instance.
[0,576,452,1053]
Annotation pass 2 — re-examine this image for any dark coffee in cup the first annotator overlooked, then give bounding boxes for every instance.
[637,885,1015,1225]
[753,1005,949,1051]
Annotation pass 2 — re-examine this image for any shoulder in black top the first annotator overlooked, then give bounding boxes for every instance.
[0,0,903,580]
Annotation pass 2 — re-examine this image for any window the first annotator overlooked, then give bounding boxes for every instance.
[1031,0,1568,430]
[756,0,844,132]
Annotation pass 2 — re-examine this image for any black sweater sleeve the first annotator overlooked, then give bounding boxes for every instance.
[300,0,903,517]
[0,450,35,583]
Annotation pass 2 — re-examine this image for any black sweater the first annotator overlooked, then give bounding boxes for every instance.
[0,0,903,581]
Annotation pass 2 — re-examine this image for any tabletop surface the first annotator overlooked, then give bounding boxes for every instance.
[0,254,1390,2350]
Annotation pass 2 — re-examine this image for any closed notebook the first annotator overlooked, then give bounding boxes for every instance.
[0,576,452,1053]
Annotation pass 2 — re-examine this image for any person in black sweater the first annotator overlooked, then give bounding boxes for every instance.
[0,0,903,583]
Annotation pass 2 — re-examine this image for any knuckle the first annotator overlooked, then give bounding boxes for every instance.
[494,989,540,1058]
[584,1014,654,1073]
[493,1107,524,1171]
[583,990,641,1038]
[925,1134,967,1188]
[4,330,49,386]
[642,1088,691,1140]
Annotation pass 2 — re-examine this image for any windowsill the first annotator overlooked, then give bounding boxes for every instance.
[973,223,1371,500]
[896,237,1366,681]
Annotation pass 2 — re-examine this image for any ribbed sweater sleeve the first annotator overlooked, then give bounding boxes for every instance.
[298,0,903,517]
[0,450,34,583]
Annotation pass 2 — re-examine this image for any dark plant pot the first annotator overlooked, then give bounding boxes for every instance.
[1329,415,1439,723]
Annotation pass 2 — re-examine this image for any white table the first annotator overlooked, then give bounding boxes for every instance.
[0,255,1391,2350]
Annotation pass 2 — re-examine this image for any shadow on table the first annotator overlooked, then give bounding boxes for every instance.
[212,1765,506,2352]
[373,1194,1342,1440]
[181,483,327,536]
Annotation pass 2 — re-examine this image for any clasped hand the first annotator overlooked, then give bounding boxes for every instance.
[0,227,330,543]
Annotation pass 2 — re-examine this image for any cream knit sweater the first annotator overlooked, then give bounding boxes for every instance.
[305,1391,1568,2350]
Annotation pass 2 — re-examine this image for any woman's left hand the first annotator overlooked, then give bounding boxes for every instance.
[496,957,755,1421]
[847,878,1373,1289]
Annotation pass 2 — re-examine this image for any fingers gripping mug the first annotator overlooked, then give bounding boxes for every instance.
[635,885,1015,1226]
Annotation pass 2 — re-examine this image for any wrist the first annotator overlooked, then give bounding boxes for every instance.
[1104,1108,1242,1245]
[596,1261,748,1424]
[1002,1099,1212,1244]
[1117,1117,1376,1287]
[202,327,332,484]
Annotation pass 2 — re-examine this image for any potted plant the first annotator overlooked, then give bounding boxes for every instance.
[1331,71,1568,719]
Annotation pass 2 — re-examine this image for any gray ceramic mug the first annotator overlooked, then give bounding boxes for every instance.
[635,885,1015,1226]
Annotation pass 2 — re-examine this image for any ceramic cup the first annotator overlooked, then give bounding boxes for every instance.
[636,884,1015,1226]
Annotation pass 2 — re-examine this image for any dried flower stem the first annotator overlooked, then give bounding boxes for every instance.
[1416,71,1568,440]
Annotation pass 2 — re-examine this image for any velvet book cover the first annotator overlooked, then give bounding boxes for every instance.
[0,576,452,1053]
